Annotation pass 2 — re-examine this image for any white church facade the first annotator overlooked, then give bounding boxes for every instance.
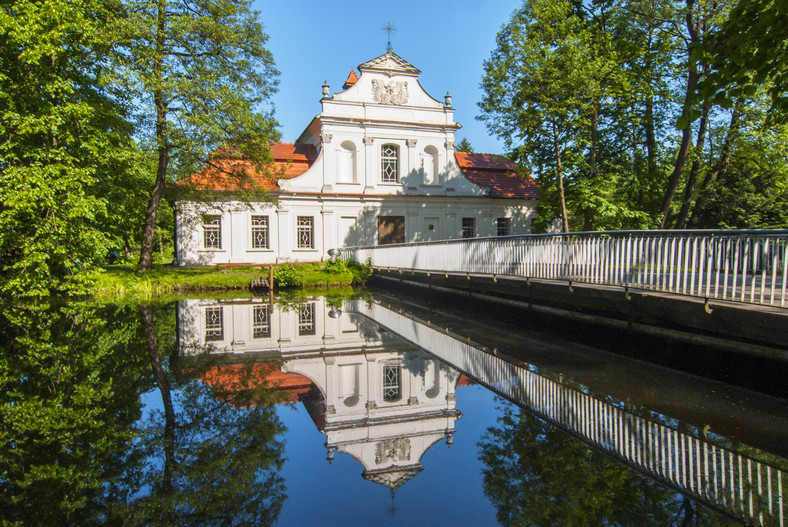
[174,50,539,265]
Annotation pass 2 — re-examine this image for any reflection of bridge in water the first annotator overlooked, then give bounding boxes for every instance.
[349,300,787,527]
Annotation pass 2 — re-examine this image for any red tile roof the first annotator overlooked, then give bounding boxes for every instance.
[455,152,539,199]
[185,143,317,191]
[343,69,359,89]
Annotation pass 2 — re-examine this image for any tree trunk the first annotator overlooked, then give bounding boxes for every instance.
[674,99,710,229]
[553,122,570,233]
[137,0,168,272]
[140,304,176,492]
[644,33,658,193]
[583,105,599,231]
[659,0,700,228]
[688,100,742,226]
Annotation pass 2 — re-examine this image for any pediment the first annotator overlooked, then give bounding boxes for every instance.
[358,50,421,77]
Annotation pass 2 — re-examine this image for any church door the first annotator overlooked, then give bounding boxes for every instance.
[378,216,405,245]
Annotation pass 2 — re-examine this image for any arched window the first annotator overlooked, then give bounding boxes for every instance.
[336,141,357,183]
[422,145,439,185]
[381,144,399,183]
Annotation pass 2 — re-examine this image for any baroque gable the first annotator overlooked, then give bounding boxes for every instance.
[358,50,421,76]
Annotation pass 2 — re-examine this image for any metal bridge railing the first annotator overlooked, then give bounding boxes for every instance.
[342,230,788,308]
[351,300,787,527]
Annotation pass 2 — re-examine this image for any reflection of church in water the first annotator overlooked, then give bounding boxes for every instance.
[178,297,468,491]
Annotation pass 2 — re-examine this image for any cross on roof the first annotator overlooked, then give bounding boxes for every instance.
[382,22,396,52]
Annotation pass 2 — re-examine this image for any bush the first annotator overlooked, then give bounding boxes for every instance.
[273,263,305,288]
[324,258,348,274]
[347,260,372,285]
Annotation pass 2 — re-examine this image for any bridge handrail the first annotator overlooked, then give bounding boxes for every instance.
[341,229,788,308]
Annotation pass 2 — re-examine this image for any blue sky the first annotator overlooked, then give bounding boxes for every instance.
[254,0,523,155]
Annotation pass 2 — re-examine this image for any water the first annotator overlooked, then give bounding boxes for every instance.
[1,292,786,526]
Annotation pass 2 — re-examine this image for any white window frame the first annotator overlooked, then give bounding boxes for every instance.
[298,302,316,336]
[380,144,399,183]
[383,363,402,402]
[296,216,314,249]
[252,304,270,338]
[202,215,222,250]
[250,215,270,250]
[204,306,224,341]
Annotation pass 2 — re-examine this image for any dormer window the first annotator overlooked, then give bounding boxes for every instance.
[381,144,399,183]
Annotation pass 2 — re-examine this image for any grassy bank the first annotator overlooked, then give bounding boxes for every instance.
[89,261,369,300]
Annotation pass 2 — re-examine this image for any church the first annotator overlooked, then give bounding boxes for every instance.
[174,49,539,265]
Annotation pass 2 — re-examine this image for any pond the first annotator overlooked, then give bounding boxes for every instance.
[1,292,786,526]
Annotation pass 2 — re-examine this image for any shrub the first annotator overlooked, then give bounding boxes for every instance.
[324,258,348,274]
[347,260,372,285]
[273,263,305,288]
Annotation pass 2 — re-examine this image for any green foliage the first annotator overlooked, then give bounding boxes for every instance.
[0,302,150,524]
[324,258,349,274]
[272,262,305,288]
[481,0,787,231]
[347,259,373,285]
[90,265,264,299]
[1,300,287,524]
[0,0,128,296]
[479,403,736,526]
[456,137,475,152]
[111,0,281,270]
[699,0,788,125]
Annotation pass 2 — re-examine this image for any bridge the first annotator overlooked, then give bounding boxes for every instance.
[348,299,786,527]
[341,229,788,352]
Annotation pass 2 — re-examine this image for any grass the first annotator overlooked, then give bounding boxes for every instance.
[88,261,365,300]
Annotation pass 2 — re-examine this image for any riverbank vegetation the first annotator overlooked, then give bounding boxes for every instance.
[2,0,786,298]
[89,261,371,300]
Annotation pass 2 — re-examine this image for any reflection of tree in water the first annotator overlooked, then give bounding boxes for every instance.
[0,302,287,526]
[106,305,287,525]
[0,302,150,525]
[478,402,738,527]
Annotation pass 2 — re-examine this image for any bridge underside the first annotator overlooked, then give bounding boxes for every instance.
[370,268,788,361]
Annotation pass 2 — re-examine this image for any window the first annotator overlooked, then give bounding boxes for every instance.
[296,216,314,249]
[251,215,269,249]
[298,303,315,336]
[377,216,405,245]
[462,217,476,238]
[203,215,221,249]
[252,304,270,338]
[383,364,402,402]
[497,217,511,236]
[205,306,224,341]
[381,144,399,183]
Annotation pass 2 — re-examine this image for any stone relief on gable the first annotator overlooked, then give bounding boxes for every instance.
[372,80,409,105]
[375,438,412,464]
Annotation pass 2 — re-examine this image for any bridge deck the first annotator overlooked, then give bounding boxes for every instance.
[370,266,788,357]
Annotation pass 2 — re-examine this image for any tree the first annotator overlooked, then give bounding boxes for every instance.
[112,0,281,271]
[698,0,788,125]
[478,404,733,526]
[0,302,151,523]
[0,0,128,296]
[479,0,622,232]
[105,304,287,525]
[456,137,475,152]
